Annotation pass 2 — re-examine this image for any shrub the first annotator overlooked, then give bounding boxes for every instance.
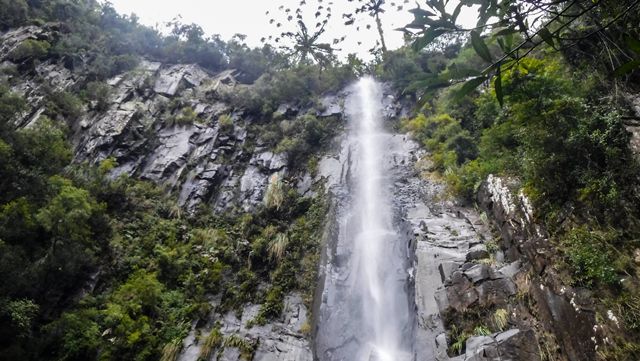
[46,91,84,120]
[218,114,233,133]
[8,39,50,62]
[0,0,28,30]
[0,298,39,337]
[84,81,112,112]
[561,227,618,287]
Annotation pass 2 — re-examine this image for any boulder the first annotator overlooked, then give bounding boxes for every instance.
[464,329,541,361]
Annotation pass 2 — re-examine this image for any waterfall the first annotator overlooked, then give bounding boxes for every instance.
[315,77,414,361]
[350,77,412,361]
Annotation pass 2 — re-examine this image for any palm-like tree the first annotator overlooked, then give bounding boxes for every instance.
[356,0,388,54]
[286,20,334,65]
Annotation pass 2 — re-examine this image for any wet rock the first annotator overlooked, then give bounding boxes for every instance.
[438,262,461,283]
[154,64,210,96]
[475,278,516,307]
[218,348,242,361]
[466,245,489,261]
[532,286,595,361]
[252,151,287,171]
[274,103,299,118]
[464,329,540,361]
[478,175,596,361]
[498,261,521,278]
[178,294,311,361]
[318,94,343,117]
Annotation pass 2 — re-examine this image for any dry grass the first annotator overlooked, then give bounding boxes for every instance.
[264,173,285,210]
[493,308,509,331]
[268,233,289,261]
[199,328,222,360]
[160,339,182,361]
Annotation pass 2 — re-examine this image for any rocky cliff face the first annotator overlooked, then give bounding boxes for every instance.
[476,176,598,361]
[1,25,342,215]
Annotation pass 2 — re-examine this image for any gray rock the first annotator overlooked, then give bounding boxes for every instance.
[438,261,461,283]
[463,264,491,284]
[218,347,241,361]
[318,94,343,117]
[464,329,541,361]
[466,244,489,261]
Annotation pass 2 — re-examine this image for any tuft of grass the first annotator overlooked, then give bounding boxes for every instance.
[448,325,470,356]
[160,339,182,361]
[268,233,289,261]
[264,174,285,210]
[199,328,222,360]
[473,325,491,336]
[493,308,509,331]
[224,334,256,360]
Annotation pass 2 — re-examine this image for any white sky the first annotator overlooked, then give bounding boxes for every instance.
[107,0,478,60]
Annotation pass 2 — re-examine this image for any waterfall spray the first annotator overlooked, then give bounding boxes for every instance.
[315,77,413,361]
[350,77,412,361]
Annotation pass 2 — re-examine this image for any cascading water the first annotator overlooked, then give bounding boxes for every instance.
[315,77,414,361]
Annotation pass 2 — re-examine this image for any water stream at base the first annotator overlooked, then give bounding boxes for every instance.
[315,77,414,361]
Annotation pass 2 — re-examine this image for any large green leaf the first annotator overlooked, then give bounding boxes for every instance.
[451,2,464,23]
[614,59,640,77]
[538,27,555,48]
[412,28,447,52]
[453,76,487,101]
[444,63,482,80]
[494,64,504,107]
[471,31,493,63]
[625,35,640,54]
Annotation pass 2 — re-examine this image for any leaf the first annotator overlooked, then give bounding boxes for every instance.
[451,2,464,23]
[405,73,449,93]
[494,64,503,107]
[471,31,493,63]
[453,76,487,101]
[613,59,640,77]
[408,7,436,18]
[538,27,555,48]
[493,27,518,37]
[625,35,640,55]
[412,28,447,52]
[445,63,481,80]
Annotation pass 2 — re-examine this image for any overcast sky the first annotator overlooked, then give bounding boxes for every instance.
[107,0,478,60]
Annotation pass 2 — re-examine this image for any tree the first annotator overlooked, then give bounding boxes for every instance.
[352,0,389,54]
[401,0,640,103]
[0,0,28,30]
[267,1,337,66]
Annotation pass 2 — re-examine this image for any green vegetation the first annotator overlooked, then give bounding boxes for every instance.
[1,0,640,360]
[388,1,640,357]
[8,39,50,63]
[0,77,328,359]
[218,114,234,133]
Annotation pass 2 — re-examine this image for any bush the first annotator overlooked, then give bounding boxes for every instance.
[218,114,233,133]
[561,227,618,287]
[46,91,84,120]
[8,39,50,62]
[84,81,112,111]
[0,0,28,30]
